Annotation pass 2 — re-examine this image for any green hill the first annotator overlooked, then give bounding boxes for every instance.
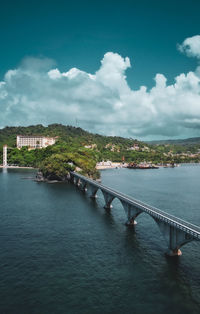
[0,123,137,149]
[1,124,200,168]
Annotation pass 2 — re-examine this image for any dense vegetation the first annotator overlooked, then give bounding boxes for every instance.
[1,124,200,180]
[0,123,136,151]
[4,141,100,180]
[39,147,100,181]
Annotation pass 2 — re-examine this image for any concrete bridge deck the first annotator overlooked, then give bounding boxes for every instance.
[70,172,200,256]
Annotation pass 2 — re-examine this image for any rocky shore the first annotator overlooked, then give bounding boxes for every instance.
[35,171,71,183]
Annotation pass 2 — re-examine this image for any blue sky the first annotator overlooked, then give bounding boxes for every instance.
[0,0,200,139]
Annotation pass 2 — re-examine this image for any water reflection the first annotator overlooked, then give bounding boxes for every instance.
[1,168,200,313]
[2,167,8,174]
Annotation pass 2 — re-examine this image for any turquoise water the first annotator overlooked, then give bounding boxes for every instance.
[0,167,200,314]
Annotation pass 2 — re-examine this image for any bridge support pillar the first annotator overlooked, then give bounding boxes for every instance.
[70,173,74,183]
[167,248,182,256]
[102,191,115,209]
[121,201,141,226]
[82,183,87,192]
[154,219,195,256]
[79,180,87,192]
[88,184,99,199]
[73,177,80,186]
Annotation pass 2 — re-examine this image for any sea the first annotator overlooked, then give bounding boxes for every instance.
[0,166,200,314]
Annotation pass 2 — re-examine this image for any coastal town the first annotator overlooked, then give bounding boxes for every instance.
[1,129,198,176]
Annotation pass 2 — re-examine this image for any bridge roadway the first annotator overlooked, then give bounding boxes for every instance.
[70,172,200,256]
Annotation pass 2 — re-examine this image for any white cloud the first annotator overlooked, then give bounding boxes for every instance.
[178,35,200,59]
[0,43,200,139]
[48,68,62,79]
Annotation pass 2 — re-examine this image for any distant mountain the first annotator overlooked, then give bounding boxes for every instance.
[147,137,200,146]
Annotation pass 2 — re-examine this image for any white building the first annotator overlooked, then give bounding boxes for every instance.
[97,160,112,166]
[127,143,140,151]
[16,135,57,149]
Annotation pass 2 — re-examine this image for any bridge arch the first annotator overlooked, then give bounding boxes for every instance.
[120,200,143,225]
[87,183,99,199]
[151,217,198,256]
[78,178,88,191]
[100,189,116,209]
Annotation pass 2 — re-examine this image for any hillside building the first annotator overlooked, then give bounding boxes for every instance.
[127,143,140,151]
[16,135,57,149]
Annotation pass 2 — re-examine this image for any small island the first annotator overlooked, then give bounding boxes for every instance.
[37,149,100,182]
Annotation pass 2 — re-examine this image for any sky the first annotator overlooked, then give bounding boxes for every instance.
[0,0,200,140]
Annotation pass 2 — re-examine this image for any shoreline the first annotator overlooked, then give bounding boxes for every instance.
[1,161,199,172]
[0,166,35,169]
[96,162,200,170]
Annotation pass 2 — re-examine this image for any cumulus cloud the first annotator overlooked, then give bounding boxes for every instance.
[0,42,200,139]
[178,35,200,59]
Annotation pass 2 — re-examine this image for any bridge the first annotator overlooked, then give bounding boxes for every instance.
[70,171,200,256]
